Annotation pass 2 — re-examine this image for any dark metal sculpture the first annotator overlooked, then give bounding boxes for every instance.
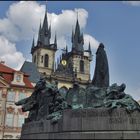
[92,43,109,87]
[15,42,140,124]
[85,83,140,112]
[15,77,71,123]
[66,81,86,109]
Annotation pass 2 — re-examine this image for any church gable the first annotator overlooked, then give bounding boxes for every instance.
[29,3,92,85]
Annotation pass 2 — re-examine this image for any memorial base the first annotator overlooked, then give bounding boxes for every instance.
[20,108,140,139]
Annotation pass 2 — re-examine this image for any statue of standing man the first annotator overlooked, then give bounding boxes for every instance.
[92,43,109,88]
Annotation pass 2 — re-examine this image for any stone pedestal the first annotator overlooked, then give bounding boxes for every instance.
[20,108,140,139]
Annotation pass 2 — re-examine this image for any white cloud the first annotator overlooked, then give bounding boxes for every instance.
[0,36,25,70]
[0,1,99,69]
[130,86,140,101]
[50,8,88,38]
[84,34,100,50]
[0,1,98,47]
[0,1,45,42]
[122,1,140,6]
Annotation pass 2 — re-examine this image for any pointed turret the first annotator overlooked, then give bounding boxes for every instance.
[31,36,35,54]
[71,29,74,43]
[80,33,84,44]
[54,32,57,45]
[49,25,51,38]
[53,32,57,49]
[37,22,42,44]
[75,19,80,41]
[88,42,91,53]
[41,3,51,46]
[66,45,68,53]
[32,37,35,49]
[87,42,92,61]
[42,6,49,34]
[71,17,84,54]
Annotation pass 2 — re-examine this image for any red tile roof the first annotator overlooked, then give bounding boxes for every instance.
[0,63,33,89]
[0,63,15,73]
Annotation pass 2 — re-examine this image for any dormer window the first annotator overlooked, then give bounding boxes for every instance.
[16,75,21,82]
[11,72,25,86]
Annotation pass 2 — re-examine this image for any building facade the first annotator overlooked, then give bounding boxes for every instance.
[0,62,33,139]
[22,6,93,96]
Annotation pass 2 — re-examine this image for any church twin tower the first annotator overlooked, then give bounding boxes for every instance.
[31,7,92,89]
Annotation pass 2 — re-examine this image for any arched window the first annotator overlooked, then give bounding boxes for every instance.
[80,60,84,73]
[44,54,49,67]
[59,86,68,99]
[41,56,43,63]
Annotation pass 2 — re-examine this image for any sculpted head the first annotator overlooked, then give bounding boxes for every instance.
[99,43,104,49]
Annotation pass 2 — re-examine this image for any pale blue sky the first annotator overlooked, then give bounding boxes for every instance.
[0,1,140,100]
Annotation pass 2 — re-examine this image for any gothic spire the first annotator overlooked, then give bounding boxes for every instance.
[42,9,48,33]
[49,24,51,37]
[71,13,84,54]
[37,22,42,43]
[88,42,91,53]
[32,36,35,49]
[42,3,48,31]
[71,28,74,43]
[41,1,51,46]
[80,32,84,44]
[66,45,68,53]
[75,18,80,40]
[31,36,35,54]
[54,32,57,45]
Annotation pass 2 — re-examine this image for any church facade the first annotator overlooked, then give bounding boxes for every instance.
[22,6,93,96]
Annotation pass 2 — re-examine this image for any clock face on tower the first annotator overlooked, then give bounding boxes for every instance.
[61,60,67,66]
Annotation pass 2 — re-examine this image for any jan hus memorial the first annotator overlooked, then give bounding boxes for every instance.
[16,4,140,140]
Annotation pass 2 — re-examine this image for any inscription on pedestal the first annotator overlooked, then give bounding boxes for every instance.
[70,109,140,125]
[70,109,128,118]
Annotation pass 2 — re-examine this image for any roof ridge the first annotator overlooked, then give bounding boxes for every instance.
[0,63,16,73]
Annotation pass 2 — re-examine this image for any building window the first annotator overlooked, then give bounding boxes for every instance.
[7,91,15,102]
[18,92,26,101]
[18,115,24,127]
[16,75,22,82]
[44,54,49,67]
[34,55,36,63]
[5,113,14,127]
[80,60,84,73]
[41,56,43,63]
